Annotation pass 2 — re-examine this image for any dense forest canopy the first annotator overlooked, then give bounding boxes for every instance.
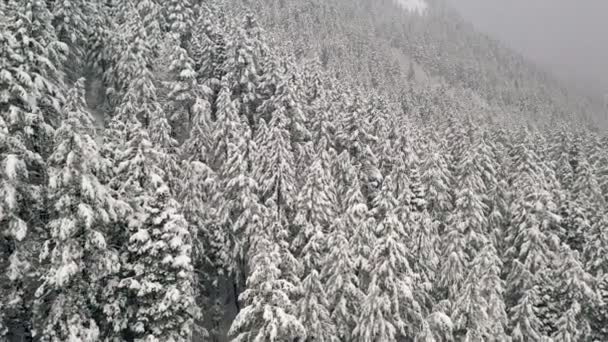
[0,0,607,341]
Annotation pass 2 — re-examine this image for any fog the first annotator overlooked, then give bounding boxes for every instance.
[445,0,608,99]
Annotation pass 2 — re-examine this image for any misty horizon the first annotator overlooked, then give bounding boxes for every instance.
[445,0,608,100]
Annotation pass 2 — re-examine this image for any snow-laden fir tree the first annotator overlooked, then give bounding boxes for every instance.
[451,243,509,341]
[51,0,96,77]
[296,224,338,342]
[33,79,126,342]
[421,145,453,233]
[189,6,229,92]
[408,209,439,315]
[451,144,489,259]
[210,85,243,170]
[119,175,195,342]
[254,110,297,221]
[228,231,306,342]
[222,14,268,128]
[1,0,67,337]
[505,133,560,341]
[106,4,153,107]
[293,157,336,249]
[342,173,375,287]
[293,157,338,341]
[257,56,310,142]
[322,217,364,342]
[216,118,263,289]
[354,178,423,341]
[104,56,196,339]
[164,0,195,43]
[550,246,598,342]
[136,0,163,58]
[156,33,206,142]
[437,201,467,306]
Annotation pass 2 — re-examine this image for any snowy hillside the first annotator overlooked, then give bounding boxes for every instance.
[2,0,608,342]
[396,0,428,14]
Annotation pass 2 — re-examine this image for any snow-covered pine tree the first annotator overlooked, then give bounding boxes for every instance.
[451,243,509,341]
[155,33,206,143]
[218,128,264,290]
[228,233,306,342]
[565,157,604,252]
[583,209,608,339]
[293,157,335,249]
[105,4,153,108]
[253,111,297,221]
[222,13,268,129]
[296,223,337,342]
[548,246,598,341]
[257,56,310,142]
[291,157,338,341]
[1,0,67,337]
[190,5,229,94]
[104,46,196,337]
[164,0,195,43]
[421,145,453,233]
[451,144,489,260]
[51,0,96,78]
[136,0,163,59]
[408,208,439,317]
[33,78,125,341]
[322,217,364,342]
[210,85,243,170]
[354,177,423,341]
[119,175,195,342]
[177,158,216,340]
[505,133,560,341]
[436,144,491,309]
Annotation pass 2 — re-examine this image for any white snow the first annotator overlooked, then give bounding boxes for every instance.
[4,154,23,181]
[396,0,428,14]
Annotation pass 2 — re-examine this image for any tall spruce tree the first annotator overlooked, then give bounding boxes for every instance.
[1,0,67,337]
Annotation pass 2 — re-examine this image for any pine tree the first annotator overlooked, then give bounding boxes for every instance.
[119,177,195,342]
[343,175,374,286]
[322,218,364,342]
[190,6,228,92]
[408,209,439,315]
[505,133,560,341]
[51,0,95,77]
[354,178,422,341]
[165,0,195,43]
[106,4,153,107]
[137,0,163,57]
[293,158,335,248]
[210,85,243,170]
[228,234,306,342]
[222,14,268,128]
[217,124,264,291]
[548,247,597,341]
[451,146,489,260]
[1,0,67,336]
[33,79,125,341]
[421,146,453,231]
[297,225,337,342]
[452,243,509,341]
[257,56,310,142]
[254,112,297,220]
[156,33,206,142]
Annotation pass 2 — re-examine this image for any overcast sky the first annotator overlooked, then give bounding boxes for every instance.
[445,0,608,98]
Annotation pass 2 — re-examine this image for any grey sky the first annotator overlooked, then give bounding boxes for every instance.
[444,0,608,98]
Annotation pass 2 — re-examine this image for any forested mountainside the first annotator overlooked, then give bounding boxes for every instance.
[1,0,607,342]
[246,0,604,127]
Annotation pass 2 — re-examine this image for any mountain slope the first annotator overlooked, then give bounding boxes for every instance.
[1,0,607,341]
[239,0,601,127]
